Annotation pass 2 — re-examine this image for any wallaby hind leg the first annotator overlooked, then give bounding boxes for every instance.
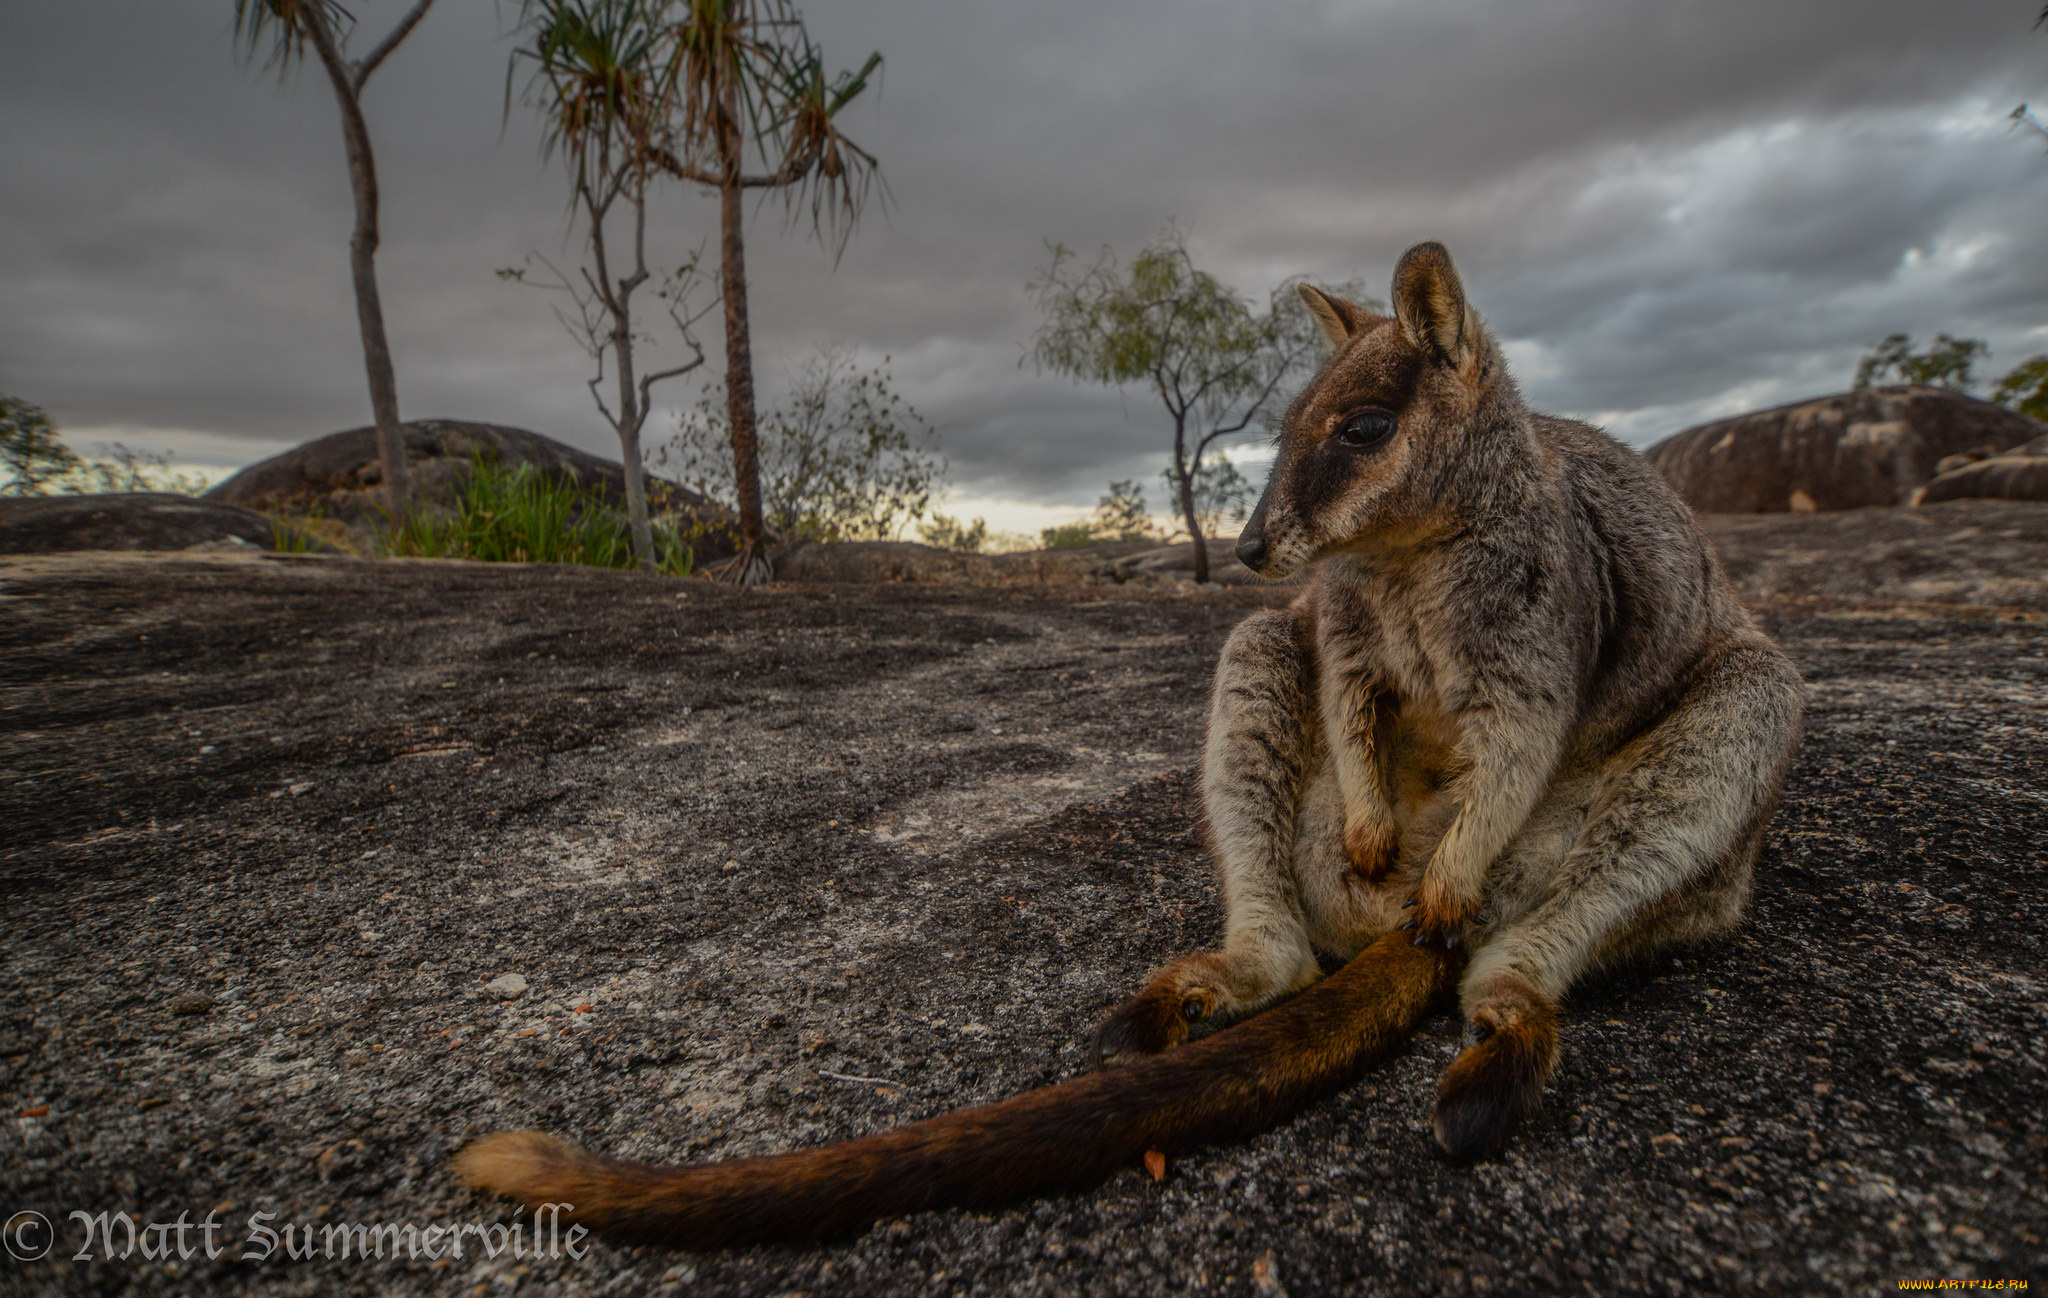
[1093,607,1325,1066]
[1432,641,1804,1160]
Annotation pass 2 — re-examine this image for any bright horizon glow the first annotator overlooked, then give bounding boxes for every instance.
[922,492,1221,544]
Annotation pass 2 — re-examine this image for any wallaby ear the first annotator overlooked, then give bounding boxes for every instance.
[1297,283,1371,347]
[1391,241,1481,375]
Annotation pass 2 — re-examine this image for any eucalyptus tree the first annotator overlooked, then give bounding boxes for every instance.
[233,0,439,514]
[508,0,715,572]
[0,396,76,496]
[1854,332,2048,422]
[655,0,884,585]
[1029,226,1353,584]
[1993,356,2048,421]
[1853,333,1989,391]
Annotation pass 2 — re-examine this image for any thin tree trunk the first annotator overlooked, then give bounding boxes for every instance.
[613,333,654,571]
[1175,425,1209,584]
[597,187,655,574]
[303,14,409,517]
[715,77,770,585]
[719,175,761,553]
[618,416,653,570]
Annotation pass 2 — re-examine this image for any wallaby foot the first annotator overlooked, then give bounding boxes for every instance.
[1091,953,1230,1067]
[1090,950,1314,1068]
[1430,976,1557,1162]
[1406,872,1484,949]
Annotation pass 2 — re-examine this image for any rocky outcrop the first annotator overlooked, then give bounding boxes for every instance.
[1644,386,2042,513]
[774,540,1016,585]
[6,543,2042,1296]
[1700,498,2048,611]
[1112,537,1268,585]
[1915,432,2048,505]
[205,419,712,519]
[1917,453,2048,505]
[773,537,1274,587]
[0,492,329,554]
[774,539,1147,586]
[204,419,735,558]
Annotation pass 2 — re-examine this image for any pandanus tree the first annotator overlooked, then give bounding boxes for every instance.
[656,0,884,585]
[233,0,440,514]
[508,0,715,572]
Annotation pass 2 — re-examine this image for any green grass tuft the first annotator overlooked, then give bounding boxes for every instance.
[379,454,694,575]
[267,504,324,554]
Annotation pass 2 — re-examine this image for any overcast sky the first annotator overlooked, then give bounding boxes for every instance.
[5,0,2046,531]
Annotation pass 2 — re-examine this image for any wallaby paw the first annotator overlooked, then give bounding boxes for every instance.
[1430,986,1558,1162]
[1090,978,1219,1068]
[1343,819,1400,883]
[1400,877,1482,949]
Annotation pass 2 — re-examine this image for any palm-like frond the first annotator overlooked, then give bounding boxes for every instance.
[233,0,355,76]
[659,0,884,253]
[509,0,678,205]
[764,42,885,253]
[667,0,787,167]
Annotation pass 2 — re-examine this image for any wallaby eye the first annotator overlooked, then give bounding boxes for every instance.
[1334,409,1395,449]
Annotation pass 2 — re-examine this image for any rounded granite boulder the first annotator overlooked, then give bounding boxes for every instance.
[1644,386,2042,513]
[1915,431,2048,505]
[203,419,711,521]
[0,491,324,554]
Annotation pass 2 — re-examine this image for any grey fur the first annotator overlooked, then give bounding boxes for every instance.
[1101,242,1804,1135]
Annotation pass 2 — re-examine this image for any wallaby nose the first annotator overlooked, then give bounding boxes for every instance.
[1235,530,1268,571]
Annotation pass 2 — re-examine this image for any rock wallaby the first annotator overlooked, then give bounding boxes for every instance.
[454,241,1805,1248]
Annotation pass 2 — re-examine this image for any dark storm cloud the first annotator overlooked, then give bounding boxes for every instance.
[4,0,2044,504]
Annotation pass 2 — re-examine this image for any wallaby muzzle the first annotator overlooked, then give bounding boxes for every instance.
[1236,491,1273,573]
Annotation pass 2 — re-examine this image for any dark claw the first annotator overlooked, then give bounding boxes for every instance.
[1475,910,1494,925]
[1412,931,1430,946]
[1402,898,1418,909]
[1444,932,1461,951]
[1399,919,1417,931]
[1180,1000,1204,1022]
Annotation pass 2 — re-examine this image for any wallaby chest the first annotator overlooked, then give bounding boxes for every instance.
[1310,557,1490,856]
[1316,553,1480,714]
[1371,688,1465,847]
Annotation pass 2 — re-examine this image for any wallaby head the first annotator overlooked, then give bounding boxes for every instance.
[1237,241,1525,578]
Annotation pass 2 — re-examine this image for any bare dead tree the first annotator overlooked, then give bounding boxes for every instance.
[508,0,719,571]
[500,250,715,566]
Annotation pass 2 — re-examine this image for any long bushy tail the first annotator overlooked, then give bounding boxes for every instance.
[453,931,1455,1249]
